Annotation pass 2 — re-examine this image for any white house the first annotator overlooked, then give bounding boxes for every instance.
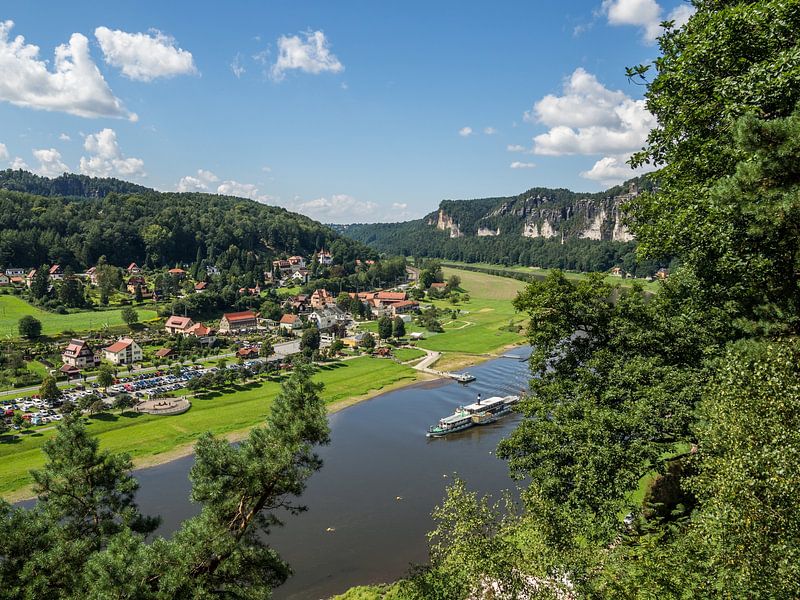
[103,338,142,365]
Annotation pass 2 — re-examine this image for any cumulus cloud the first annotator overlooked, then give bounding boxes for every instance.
[0,20,134,120]
[527,68,656,157]
[271,30,343,81]
[0,143,7,160]
[216,180,273,203]
[176,168,219,192]
[9,156,29,170]
[58,133,71,141]
[79,128,145,178]
[32,148,69,177]
[580,154,656,186]
[602,0,695,43]
[458,126,473,137]
[483,126,498,135]
[95,26,197,82]
[292,194,377,223]
[510,161,536,169]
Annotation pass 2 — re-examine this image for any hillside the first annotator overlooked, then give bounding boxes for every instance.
[338,176,664,275]
[0,171,372,270]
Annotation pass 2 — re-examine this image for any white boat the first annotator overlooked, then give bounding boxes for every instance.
[426,394,519,436]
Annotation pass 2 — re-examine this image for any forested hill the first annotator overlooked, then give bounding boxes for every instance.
[0,169,151,198]
[0,171,373,270]
[337,175,665,275]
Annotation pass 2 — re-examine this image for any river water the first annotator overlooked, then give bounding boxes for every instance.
[129,348,532,599]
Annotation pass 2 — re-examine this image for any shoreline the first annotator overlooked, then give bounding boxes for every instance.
[5,347,522,504]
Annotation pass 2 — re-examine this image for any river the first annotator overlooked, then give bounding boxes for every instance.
[130,349,532,599]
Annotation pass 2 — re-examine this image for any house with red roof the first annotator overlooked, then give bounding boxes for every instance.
[48,264,63,280]
[165,315,194,335]
[279,313,302,331]
[168,268,187,279]
[103,338,142,365]
[127,263,141,274]
[61,339,100,369]
[219,310,258,333]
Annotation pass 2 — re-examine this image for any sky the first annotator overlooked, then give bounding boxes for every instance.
[0,0,693,223]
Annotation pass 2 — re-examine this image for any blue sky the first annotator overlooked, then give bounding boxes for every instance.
[0,1,693,223]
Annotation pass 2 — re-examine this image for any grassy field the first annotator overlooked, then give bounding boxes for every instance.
[0,295,158,338]
[441,260,662,293]
[393,348,426,362]
[0,356,416,498]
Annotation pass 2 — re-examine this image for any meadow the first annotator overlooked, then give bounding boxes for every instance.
[0,294,158,338]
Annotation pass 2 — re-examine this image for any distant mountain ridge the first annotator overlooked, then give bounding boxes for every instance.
[0,169,152,198]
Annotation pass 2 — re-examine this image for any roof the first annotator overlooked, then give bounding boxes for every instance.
[64,339,87,354]
[48,264,61,274]
[237,347,259,357]
[105,338,134,354]
[168,268,186,274]
[194,281,208,290]
[376,291,407,301]
[430,282,447,288]
[165,315,193,330]
[223,310,257,322]
[280,313,300,324]
[127,262,139,270]
[60,364,80,373]
[186,322,212,336]
[392,300,419,309]
[155,348,173,357]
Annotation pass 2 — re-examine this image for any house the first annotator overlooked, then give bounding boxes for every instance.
[206,265,221,276]
[103,338,143,365]
[342,333,365,348]
[656,268,669,280]
[25,269,36,287]
[219,310,258,333]
[168,268,187,279]
[309,306,347,330]
[59,364,82,379]
[405,266,420,281]
[272,259,292,275]
[186,322,216,345]
[237,347,260,359]
[409,332,425,341]
[61,339,100,369]
[390,300,420,316]
[376,291,407,304]
[288,255,306,271]
[279,313,302,331]
[154,348,174,359]
[287,294,310,314]
[310,288,333,309]
[317,250,333,266]
[610,266,623,277]
[0,274,8,286]
[194,281,208,293]
[165,315,195,335]
[429,282,447,291]
[127,262,141,274]
[48,264,63,280]
[84,266,99,286]
[4,268,25,277]
[9,276,23,285]
[238,285,261,296]
[292,269,311,284]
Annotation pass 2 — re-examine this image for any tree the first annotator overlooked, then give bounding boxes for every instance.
[300,328,320,355]
[447,274,461,290]
[113,394,134,415]
[29,264,50,300]
[377,316,392,340]
[97,365,114,390]
[329,339,344,356]
[89,399,107,415]
[360,332,376,350]
[39,376,59,402]
[392,316,406,338]
[18,315,42,339]
[11,412,24,429]
[259,338,274,358]
[133,284,143,303]
[120,307,138,328]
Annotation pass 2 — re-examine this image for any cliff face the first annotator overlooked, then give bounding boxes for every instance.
[430,182,639,243]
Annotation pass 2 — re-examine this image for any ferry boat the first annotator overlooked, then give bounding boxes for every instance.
[426,394,519,437]
[453,372,476,383]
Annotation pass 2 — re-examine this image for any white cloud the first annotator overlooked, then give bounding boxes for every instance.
[458,126,473,137]
[216,180,273,203]
[507,144,528,153]
[0,20,134,120]
[9,156,28,170]
[230,53,245,78]
[58,133,71,141]
[271,30,343,81]
[580,153,656,186]
[293,194,377,223]
[483,126,498,135]
[527,68,656,156]
[177,168,219,192]
[32,148,69,177]
[95,26,197,82]
[602,0,695,43]
[0,143,7,160]
[79,128,145,178]
[510,161,536,169]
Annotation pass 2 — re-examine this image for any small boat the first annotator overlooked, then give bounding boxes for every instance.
[453,372,475,383]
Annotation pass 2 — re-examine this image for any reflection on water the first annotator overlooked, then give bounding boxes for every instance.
[131,348,533,599]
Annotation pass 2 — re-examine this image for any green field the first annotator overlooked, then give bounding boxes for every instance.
[393,348,426,362]
[0,356,416,498]
[441,260,662,293]
[0,295,158,338]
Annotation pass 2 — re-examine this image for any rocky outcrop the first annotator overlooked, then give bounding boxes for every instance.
[430,209,464,238]
[477,226,500,237]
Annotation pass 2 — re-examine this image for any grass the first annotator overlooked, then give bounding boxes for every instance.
[441,260,662,293]
[0,295,158,338]
[0,356,417,499]
[393,348,426,362]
